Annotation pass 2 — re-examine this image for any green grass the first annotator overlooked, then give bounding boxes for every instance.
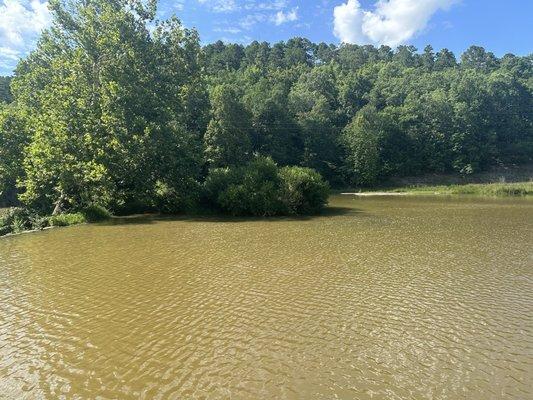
[389,182,533,197]
[81,204,112,222]
[48,213,87,227]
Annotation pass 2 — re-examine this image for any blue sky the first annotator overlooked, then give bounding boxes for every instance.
[1,0,532,75]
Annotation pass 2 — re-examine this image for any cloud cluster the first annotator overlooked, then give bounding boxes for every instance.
[197,0,238,13]
[333,0,456,47]
[198,0,292,13]
[274,7,298,25]
[249,1,288,11]
[0,0,51,72]
[203,0,297,32]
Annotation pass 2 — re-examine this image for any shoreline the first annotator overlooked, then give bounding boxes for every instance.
[3,181,532,238]
[341,192,410,196]
[340,181,533,198]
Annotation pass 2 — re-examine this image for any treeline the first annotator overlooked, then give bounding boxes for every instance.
[201,39,532,184]
[0,0,532,218]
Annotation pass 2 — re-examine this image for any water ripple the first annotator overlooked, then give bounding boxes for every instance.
[0,196,532,399]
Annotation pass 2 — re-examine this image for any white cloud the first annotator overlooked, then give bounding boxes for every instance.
[333,0,457,47]
[239,13,267,30]
[0,0,52,73]
[274,7,298,25]
[197,0,238,13]
[174,0,185,11]
[213,26,242,34]
[246,1,287,11]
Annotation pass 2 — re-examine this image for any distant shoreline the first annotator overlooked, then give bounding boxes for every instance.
[341,182,532,198]
[339,164,533,198]
[342,192,409,196]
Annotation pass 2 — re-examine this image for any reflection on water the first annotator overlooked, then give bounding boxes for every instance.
[0,196,532,399]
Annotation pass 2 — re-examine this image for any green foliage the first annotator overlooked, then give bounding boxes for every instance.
[204,84,252,167]
[81,205,112,222]
[279,167,330,215]
[0,204,107,235]
[242,77,300,166]
[0,77,12,103]
[29,214,50,230]
[0,0,530,222]
[342,106,412,185]
[393,182,533,197]
[204,157,283,216]
[288,65,343,182]
[0,105,28,206]
[0,225,10,237]
[49,213,86,227]
[204,157,329,216]
[0,208,23,235]
[153,180,200,214]
[202,41,530,188]
[461,46,499,72]
[0,207,49,235]
[11,0,202,214]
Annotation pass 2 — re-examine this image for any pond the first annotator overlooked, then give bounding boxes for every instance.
[0,195,532,399]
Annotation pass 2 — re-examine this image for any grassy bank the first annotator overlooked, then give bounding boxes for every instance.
[339,165,533,198]
[386,182,533,197]
[386,164,533,187]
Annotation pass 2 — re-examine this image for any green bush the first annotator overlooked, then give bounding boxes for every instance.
[204,157,283,216]
[279,166,330,215]
[153,180,200,214]
[0,225,11,236]
[0,208,15,235]
[202,168,235,206]
[0,207,50,235]
[28,214,50,230]
[0,205,109,236]
[81,204,111,222]
[1,207,29,233]
[49,213,86,227]
[203,157,329,216]
[113,199,154,216]
[221,158,283,216]
[0,207,20,232]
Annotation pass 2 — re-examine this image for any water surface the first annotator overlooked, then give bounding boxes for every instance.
[1,196,532,399]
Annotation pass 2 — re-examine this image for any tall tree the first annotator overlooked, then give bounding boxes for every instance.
[421,45,435,71]
[204,84,253,167]
[289,66,343,182]
[12,0,202,212]
[0,105,28,205]
[461,46,499,72]
[434,48,457,70]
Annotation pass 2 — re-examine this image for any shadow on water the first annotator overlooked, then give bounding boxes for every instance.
[98,206,359,227]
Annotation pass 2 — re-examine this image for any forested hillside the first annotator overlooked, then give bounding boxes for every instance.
[202,40,532,185]
[0,0,531,216]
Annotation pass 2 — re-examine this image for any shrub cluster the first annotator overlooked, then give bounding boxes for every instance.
[203,157,329,216]
[81,204,112,222]
[279,166,330,215]
[0,207,47,235]
[0,205,111,236]
[48,213,86,227]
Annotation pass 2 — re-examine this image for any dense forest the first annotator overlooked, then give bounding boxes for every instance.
[0,0,532,219]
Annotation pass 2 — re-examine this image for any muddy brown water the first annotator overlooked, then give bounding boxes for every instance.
[0,195,532,399]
